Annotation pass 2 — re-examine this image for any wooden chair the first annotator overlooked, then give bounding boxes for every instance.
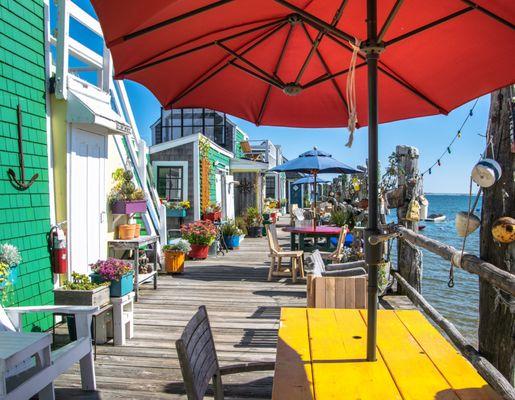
[309,249,366,277]
[266,224,304,283]
[319,226,348,263]
[176,306,274,400]
[0,304,97,399]
[239,141,262,161]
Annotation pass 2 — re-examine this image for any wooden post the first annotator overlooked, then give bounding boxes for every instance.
[478,86,514,384]
[395,145,423,293]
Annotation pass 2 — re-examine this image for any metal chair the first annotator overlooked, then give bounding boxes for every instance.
[176,306,274,400]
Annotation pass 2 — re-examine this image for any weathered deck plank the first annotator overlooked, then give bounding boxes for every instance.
[55,219,412,399]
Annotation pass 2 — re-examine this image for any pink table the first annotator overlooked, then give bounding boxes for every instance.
[282,226,342,250]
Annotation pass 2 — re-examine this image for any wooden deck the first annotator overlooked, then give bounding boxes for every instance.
[54,219,412,399]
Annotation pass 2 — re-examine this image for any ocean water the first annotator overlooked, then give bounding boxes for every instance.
[390,194,482,343]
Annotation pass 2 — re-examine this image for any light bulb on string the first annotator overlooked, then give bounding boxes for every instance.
[447,147,451,154]
[429,168,432,175]
[457,131,462,138]
[437,159,441,166]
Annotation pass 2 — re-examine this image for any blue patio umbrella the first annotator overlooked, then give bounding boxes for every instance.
[271,148,359,226]
[293,176,330,185]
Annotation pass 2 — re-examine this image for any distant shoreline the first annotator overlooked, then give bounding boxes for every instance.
[424,192,482,196]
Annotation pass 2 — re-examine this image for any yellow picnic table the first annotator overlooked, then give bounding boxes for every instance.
[272,308,501,400]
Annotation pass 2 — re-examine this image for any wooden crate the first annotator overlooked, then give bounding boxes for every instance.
[54,286,110,307]
[307,275,367,309]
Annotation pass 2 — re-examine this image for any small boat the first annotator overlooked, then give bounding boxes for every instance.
[419,225,426,231]
[425,214,446,222]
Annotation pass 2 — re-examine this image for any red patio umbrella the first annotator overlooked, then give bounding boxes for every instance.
[92,0,515,360]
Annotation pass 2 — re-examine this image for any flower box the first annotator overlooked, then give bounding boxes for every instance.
[91,271,134,297]
[203,211,221,221]
[54,285,110,307]
[167,208,187,218]
[111,200,147,214]
[188,244,209,260]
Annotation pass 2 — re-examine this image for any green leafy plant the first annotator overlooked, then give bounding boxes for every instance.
[330,209,355,230]
[235,217,247,235]
[108,168,145,205]
[163,239,191,253]
[62,272,109,290]
[244,207,262,227]
[221,220,242,237]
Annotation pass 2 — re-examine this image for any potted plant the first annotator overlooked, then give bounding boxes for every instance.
[203,202,222,221]
[164,200,190,217]
[0,243,21,287]
[90,258,134,297]
[244,207,263,238]
[181,220,217,259]
[235,216,247,244]
[54,272,110,307]
[221,221,242,250]
[162,239,191,274]
[109,168,147,214]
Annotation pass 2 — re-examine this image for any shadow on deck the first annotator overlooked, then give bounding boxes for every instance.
[56,218,305,399]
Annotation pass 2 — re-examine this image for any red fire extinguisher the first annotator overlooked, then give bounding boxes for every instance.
[49,222,67,274]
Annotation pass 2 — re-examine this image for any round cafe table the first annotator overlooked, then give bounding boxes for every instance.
[282,226,342,251]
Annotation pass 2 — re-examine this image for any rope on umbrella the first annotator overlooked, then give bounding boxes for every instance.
[345,38,361,148]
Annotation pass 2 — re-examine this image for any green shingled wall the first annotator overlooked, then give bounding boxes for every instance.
[234,128,246,159]
[207,146,230,204]
[0,0,54,331]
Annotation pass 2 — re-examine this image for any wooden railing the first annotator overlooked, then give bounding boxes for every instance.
[390,227,515,399]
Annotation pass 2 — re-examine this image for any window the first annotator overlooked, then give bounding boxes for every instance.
[157,166,183,201]
[266,176,276,199]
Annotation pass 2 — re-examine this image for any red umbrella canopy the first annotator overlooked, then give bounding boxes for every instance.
[93,0,515,128]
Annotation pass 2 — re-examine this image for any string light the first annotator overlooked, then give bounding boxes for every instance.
[420,98,479,177]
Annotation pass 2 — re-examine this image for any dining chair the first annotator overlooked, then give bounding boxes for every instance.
[319,226,348,262]
[266,224,305,283]
[176,306,274,400]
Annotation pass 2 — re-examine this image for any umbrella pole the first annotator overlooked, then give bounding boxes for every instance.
[365,0,382,362]
[313,173,317,229]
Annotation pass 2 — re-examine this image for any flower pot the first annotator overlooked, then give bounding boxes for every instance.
[247,226,262,238]
[91,271,134,297]
[203,211,221,221]
[133,224,141,238]
[188,244,209,259]
[223,235,240,250]
[167,208,187,217]
[164,250,185,273]
[118,224,136,240]
[54,285,110,307]
[271,212,277,223]
[111,200,147,214]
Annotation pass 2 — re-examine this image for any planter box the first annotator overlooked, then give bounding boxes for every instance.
[167,208,187,218]
[54,285,110,307]
[91,271,134,297]
[223,235,240,249]
[111,200,147,214]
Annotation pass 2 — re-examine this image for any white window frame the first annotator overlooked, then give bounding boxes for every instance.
[153,161,189,202]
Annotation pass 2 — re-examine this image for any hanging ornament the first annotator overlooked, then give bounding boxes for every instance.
[455,211,481,237]
[471,159,502,188]
[491,217,515,243]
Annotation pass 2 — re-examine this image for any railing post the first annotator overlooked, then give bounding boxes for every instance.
[55,0,69,99]
[158,204,167,246]
[138,140,148,189]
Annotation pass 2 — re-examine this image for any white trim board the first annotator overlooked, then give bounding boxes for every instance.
[152,161,189,202]
[150,133,235,159]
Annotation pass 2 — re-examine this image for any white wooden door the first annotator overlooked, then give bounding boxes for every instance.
[224,175,235,220]
[69,127,107,275]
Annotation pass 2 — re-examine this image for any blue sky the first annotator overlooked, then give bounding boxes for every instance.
[126,77,490,194]
[67,0,491,195]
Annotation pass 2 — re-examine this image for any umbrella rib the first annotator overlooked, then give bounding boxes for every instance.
[273,0,358,43]
[109,0,235,46]
[294,0,350,85]
[459,0,515,30]
[302,63,366,90]
[120,18,285,77]
[377,0,405,42]
[384,7,474,47]
[228,62,284,89]
[325,33,449,114]
[216,42,285,86]
[166,22,287,108]
[257,23,294,125]
[300,22,350,113]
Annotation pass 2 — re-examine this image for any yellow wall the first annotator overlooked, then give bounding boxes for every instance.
[50,96,68,226]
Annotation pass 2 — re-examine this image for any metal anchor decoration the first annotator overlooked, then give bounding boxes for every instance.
[7,104,39,190]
